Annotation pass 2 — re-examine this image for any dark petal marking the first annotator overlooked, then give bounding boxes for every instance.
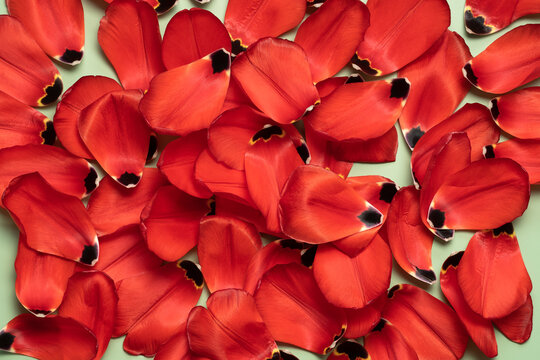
[435,228,454,241]
[351,55,378,76]
[179,260,204,288]
[490,99,499,119]
[493,222,514,236]
[117,172,140,187]
[405,126,425,149]
[335,340,368,359]
[251,125,284,143]
[296,143,310,164]
[84,167,98,195]
[428,208,445,228]
[80,243,99,265]
[154,0,177,14]
[464,10,492,35]
[358,208,382,228]
[379,183,398,203]
[231,39,247,56]
[210,49,231,74]
[333,326,346,341]
[390,78,410,99]
[29,309,52,316]
[269,351,280,360]
[463,63,478,86]
[0,331,15,350]
[40,77,63,106]
[279,350,299,360]
[441,251,464,271]
[484,145,495,159]
[388,284,401,298]
[59,49,83,65]
[301,245,317,268]
[373,319,387,332]
[414,267,437,284]
[279,239,304,250]
[345,74,364,84]
[41,120,56,145]
[146,134,158,162]
[206,198,216,216]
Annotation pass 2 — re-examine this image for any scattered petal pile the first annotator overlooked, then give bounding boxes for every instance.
[0,0,538,359]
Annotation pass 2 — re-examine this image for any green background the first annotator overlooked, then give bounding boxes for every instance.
[0,0,539,359]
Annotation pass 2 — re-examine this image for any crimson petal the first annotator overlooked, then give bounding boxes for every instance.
[0,16,62,107]
[155,325,210,360]
[343,294,386,339]
[484,138,540,184]
[3,172,98,265]
[329,127,399,164]
[464,0,540,35]
[215,196,277,236]
[364,320,418,360]
[0,314,97,360]
[105,0,178,14]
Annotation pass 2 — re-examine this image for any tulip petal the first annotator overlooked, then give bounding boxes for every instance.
[329,127,399,163]
[364,320,418,360]
[343,294,386,339]
[484,138,540,184]
[494,294,533,344]
[327,340,369,360]
[464,0,540,35]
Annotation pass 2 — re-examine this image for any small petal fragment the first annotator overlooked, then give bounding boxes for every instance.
[3,172,98,265]
[0,314,97,360]
[254,263,347,354]
[187,289,279,360]
[140,49,230,136]
[457,225,532,319]
[354,0,450,76]
[489,87,540,139]
[0,16,62,106]
[162,8,231,69]
[463,24,540,94]
[7,0,84,65]
[232,38,319,124]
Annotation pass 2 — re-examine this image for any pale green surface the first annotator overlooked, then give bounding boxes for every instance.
[0,0,539,359]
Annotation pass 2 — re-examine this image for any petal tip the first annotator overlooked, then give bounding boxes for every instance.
[405,126,425,149]
[379,182,398,203]
[464,10,493,35]
[146,135,158,162]
[333,340,369,359]
[483,144,495,159]
[155,0,177,14]
[179,260,204,288]
[0,331,14,351]
[27,309,52,317]
[489,99,499,120]
[427,208,445,228]
[211,49,231,74]
[463,62,478,87]
[414,268,437,284]
[351,55,380,76]
[358,207,383,229]
[116,172,141,188]
[435,228,454,241]
[390,78,410,99]
[41,120,56,145]
[59,49,84,65]
[80,243,99,266]
[441,251,464,272]
[493,222,514,236]
[39,76,63,106]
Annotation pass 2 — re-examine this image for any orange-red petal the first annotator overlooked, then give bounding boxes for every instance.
[484,138,540,184]
[494,294,533,344]
[464,0,540,35]
[364,320,418,360]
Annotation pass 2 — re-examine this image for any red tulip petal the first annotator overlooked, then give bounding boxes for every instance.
[222,76,255,112]
[493,294,533,344]
[103,0,178,14]
[306,79,409,141]
[0,314,97,360]
[162,8,231,69]
[0,16,62,107]
[98,0,165,90]
[157,130,212,198]
[208,106,273,170]
[353,0,450,76]
[304,120,353,178]
[155,325,211,360]
[427,158,530,231]
[3,172,98,265]
[440,252,498,358]
[214,196,277,236]
[464,0,540,35]
[79,90,150,188]
[490,86,540,139]
[313,235,391,308]
[484,139,540,184]
[344,294,386,338]
[195,148,255,206]
[54,76,122,159]
[245,127,304,233]
[243,239,303,294]
[58,271,118,360]
[115,260,203,356]
[294,0,369,82]
[232,38,320,124]
[187,289,279,360]
[279,165,383,244]
[0,91,54,148]
[463,24,540,94]
[140,49,230,136]
[457,225,532,319]
[87,167,167,235]
[254,263,347,354]
[225,0,306,48]
[327,340,369,360]
[198,216,261,293]
[141,185,210,262]
[329,126,399,163]
[383,284,469,360]
[364,320,418,360]
[315,75,364,98]
[15,234,76,316]
[386,186,435,284]
[398,30,472,149]
[411,103,499,187]
[0,144,97,205]
[7,0,84,65]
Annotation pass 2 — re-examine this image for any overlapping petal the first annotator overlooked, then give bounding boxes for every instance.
[464,0,540,35]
